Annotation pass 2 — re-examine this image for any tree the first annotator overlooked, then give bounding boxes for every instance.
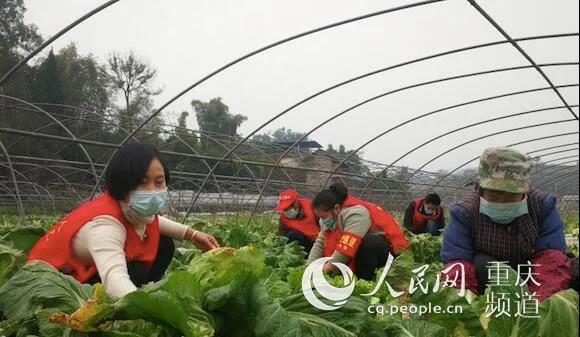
[56,43,111,114]
[0,0,42,54]
[163,111,202,176]
[254,127,307,144]
[32,49,63,105]
[252,133,272,143]
[270,127,307,142]
[175,111,198,147]
[0,0,42,98]
[458,167,478,178]
[191,97,247,178]
[177,110,189,131]
[192,97,247,142]
[52,43,113,161]
[392,166,412,199]
[104,51,161,129]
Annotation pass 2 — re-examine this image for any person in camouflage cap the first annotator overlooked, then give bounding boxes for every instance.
[478,147,532,194]
[441,147,577,301]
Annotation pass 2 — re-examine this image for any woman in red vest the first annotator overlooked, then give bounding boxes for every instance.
[403,193,445,236]
[28,143,219,298]
[307,182,409,280]
[276,189,320,253]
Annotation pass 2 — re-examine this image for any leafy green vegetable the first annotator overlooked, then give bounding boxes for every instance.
[203,272,260,337]
[0,243,23,288]
[258,294,360,337]
[281,293,386,337]
[205,270,376,337]
[0,317,38,337]
[263,272,292,299]
[264,237,306,270]
[0,214,578,336]
[568,243,579,258]
[286,267,306,294]
[384,320,447,337]
[0,226,46,253]
[0,262,92,322]
[409,286,485,337]
[116,271,215,337]
[537,289,579,337]
[484,267,539,337]
[49,284,116,332]
[407,233,443,265]
[100,319,178,337]
[36,308,86,337]
[224,224,261,248]
[385,249,416,291]
[0,262,94,337]
[188,246,265,298]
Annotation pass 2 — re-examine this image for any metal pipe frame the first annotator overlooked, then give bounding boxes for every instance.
[0,0,577,221]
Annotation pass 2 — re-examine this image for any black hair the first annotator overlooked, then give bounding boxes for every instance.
[312,182,349,211]
[105,142,170,200]
[424,193,441,206]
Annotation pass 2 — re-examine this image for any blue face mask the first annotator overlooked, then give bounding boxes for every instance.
[423,207,436,215]
[479,196,529,224]
[284,208,299,219]
[130,188,169,217]
[319,218,337,230]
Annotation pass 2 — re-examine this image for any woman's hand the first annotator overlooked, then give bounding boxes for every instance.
[186,229,220,252]
[193,232,220,252]
[323,261,338,274]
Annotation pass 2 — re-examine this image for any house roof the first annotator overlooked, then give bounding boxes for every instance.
[272,140,323,149]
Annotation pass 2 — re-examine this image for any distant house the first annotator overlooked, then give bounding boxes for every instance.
[273,140,323,170]
[303,149,343,191]
[272,140,323,152]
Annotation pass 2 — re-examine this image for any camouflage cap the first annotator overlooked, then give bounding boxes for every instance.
[478,147,532,194]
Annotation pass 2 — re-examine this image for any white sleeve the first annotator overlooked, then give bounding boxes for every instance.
[158,216,189,241]
[307,229,326,264]
[85,217,137,298]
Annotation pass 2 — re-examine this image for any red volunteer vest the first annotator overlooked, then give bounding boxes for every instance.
[412,199,443,231]
[27,192,160,283]
[323,197,409,270]
[279,199,319,241]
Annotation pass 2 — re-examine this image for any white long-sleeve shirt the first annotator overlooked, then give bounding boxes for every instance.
[71,204,189,298]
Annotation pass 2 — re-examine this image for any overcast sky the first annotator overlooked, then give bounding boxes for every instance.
[23,0,579,171]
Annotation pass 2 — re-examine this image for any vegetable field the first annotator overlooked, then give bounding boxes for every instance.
[0,214,578,337]
[1,1,579,336]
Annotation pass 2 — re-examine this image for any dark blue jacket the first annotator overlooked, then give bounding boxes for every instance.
[441,193,567,263]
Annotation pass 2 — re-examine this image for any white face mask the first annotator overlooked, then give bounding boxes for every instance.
[129,188,169,217]
[423,206,436,215]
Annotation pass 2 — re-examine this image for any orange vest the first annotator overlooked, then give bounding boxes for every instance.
[279,199,319,241]
[27,192,160,283]
[323,196,409,270]
[412,199,442,231]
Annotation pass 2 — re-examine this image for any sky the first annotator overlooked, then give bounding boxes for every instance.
[23,0,580,171]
